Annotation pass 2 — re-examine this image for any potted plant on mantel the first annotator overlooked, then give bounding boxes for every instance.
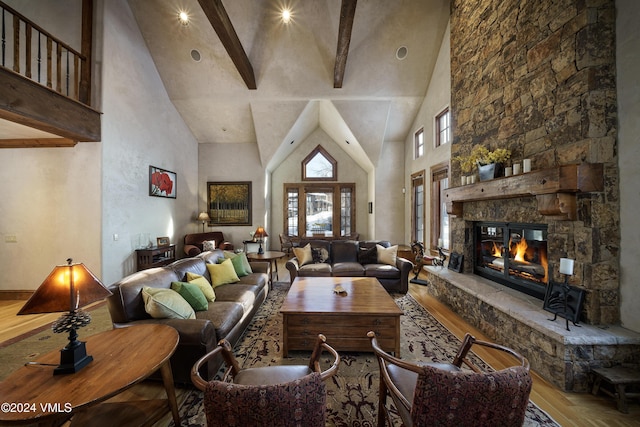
[454,145,511,182]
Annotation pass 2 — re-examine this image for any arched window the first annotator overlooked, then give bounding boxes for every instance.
[302,145,337,181]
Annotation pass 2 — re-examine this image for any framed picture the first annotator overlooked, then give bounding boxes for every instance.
[149,166,177,198]
[157,236,170,247]
[543,281,585,324]
[448,252,464,273]
[207,181,252,226]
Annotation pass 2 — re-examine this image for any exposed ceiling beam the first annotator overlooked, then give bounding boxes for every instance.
[334,0,357,89]
[198,0,257,90]
[0,68,101,142]
[0,138,77,148]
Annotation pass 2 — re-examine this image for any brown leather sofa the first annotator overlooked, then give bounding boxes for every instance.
[285,240,413,293]
[183,231,234,256]
[106,250,269,384]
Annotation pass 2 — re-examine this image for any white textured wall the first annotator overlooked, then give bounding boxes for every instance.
[375,140,406,244]
[404,22,452,246]
[271,128,368,245]
[100,0,198,285]
[617,0,640,333]
[197,143,267,249]
[0,145,102,290]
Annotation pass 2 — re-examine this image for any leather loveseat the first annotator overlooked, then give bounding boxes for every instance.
[106,250,269,384]
[285,240,413,293]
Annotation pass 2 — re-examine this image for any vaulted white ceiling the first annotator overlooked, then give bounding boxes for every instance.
[127,0,450,170]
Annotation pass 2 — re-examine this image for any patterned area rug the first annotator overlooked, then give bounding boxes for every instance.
[172,282,559,427]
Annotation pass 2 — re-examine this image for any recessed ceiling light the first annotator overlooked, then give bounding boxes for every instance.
[190,49,201,62]
[282,8,292,23]
[178,11,190,26]
[396,46,408,60]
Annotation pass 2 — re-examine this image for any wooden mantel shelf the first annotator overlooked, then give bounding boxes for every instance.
[444,163,604,220]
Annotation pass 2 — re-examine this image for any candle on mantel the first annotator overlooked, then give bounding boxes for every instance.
[559,258,575,275]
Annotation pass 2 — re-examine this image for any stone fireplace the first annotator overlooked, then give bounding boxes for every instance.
[421,0,640,393]
[474,221,548,299]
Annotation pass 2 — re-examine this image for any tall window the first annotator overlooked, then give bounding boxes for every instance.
[411,171,425,243]
[284,183,355,237]
[414,127,424,159]
[431,163,449,250]
[435,108,450,147]
[340,187,353,236]
[286,188,299,236]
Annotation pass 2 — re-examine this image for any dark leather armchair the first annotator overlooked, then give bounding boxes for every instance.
[184,232,234,256]
[368,331,532,427]
[191,334,340,427]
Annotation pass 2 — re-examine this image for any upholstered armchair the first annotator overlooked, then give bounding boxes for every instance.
[368,331,532,427]
[191,334,340,427]
[183,232,234,256]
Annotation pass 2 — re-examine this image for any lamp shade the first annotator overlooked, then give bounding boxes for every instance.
[197,211,210,222]
[18,260,112,315]
[254,226,268,238]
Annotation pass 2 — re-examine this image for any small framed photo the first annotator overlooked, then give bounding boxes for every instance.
[448,252,464,273]
[149,166,177,198]
[157,236,170,247]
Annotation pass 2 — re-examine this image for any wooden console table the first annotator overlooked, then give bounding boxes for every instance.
[0,324,180,426]
[136,244,176,271]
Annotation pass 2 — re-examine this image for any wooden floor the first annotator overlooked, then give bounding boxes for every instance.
[1,258,638,426]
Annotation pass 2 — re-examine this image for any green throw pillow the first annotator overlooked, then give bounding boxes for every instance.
[171,281,208,311]
[224,251,253,276]
[186,272,216,302]
[141,286,195,319]
[220,253,248,277]
[206,258,240,287]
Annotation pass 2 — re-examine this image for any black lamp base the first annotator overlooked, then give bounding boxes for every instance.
[54,329,93,375]
[258,241,264,255]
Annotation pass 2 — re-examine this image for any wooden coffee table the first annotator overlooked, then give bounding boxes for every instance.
[0,324,180,426]
[280,277,403,356]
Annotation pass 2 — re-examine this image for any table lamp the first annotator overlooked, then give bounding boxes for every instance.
[18,259,112,374]
[197,211,210,233]
[254,226,268,254]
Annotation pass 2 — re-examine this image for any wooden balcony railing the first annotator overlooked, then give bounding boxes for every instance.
[0,0,91,105]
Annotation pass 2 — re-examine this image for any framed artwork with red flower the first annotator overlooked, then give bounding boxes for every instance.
[149,166,177,198]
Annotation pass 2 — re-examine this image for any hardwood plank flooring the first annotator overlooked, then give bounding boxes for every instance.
[1,257,638,426]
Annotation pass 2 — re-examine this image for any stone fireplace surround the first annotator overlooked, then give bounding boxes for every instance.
[423,266,640,392]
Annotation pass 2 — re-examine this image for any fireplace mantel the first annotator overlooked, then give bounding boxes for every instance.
[444,163,604,220]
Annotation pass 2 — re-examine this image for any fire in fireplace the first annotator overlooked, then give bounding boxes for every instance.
[474,222,548,299]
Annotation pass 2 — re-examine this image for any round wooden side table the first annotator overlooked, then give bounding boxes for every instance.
[0,324,180,426]
[246,250,286,286]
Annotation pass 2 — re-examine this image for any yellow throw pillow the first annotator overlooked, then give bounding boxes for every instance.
[293,243,313,266]
[376,244,398,266]
[186,272,216,302]
[206,258,240,287]
[141,286,195,319]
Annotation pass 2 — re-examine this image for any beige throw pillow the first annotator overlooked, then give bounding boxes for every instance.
[376,244,398,266]
[141,286,196,319]
[293,243,313,266]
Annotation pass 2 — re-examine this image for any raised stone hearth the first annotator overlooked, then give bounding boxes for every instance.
[423,266,640,392]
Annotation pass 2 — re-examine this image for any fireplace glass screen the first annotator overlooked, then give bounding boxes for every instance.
[475,222,548,299]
